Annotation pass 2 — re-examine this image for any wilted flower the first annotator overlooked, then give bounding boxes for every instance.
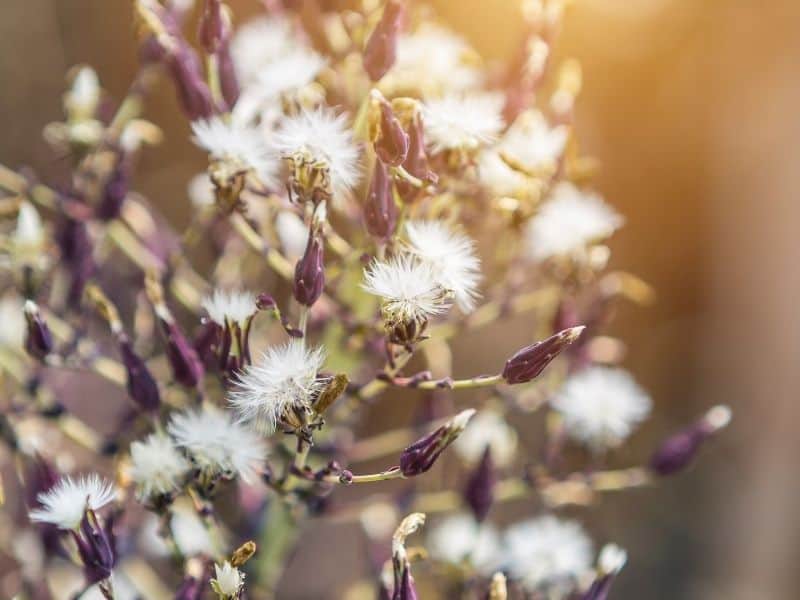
[29,474,116,530]
[210,561,244,598]
[229,341,326,433]
[551,366,652,449]
[129,433,190,501]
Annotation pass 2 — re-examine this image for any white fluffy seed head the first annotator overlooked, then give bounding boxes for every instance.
[526,183,624,261]
[273,107,361,196]
[201,288,257,326]
[504,515,594,592]
[212,561,245,597]
[362,255,453,325]
[551,366,652,449]
[29,474,116,530]
[129,433,190,499]
[422,93,504,153]
[168,406,266,483]
[598,543,627,575]
[191,117,279,189]
[404,220,482,313]
[252,46,326,101]
[427,513,502,576]
[452,409,517,467]
[229,341,326,433]
[230,15,301,85]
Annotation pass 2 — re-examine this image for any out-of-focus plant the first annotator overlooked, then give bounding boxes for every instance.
[0,0,730,598]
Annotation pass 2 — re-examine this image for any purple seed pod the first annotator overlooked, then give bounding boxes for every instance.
[217,41,240,108]
[194,319,222,370]
[399,409,475,477]
[118,335,161,413]
[396,113,437,203]
[293,232,325,307]
[363,0,404,82]
[364,159,397,240]
[392,566,418,600]
[501,326,585,384]
[463,446,496,522]
[198,0,226,55]
[650,405,732,476]
[166,41,215,121]
[157,315,205,388]
[374,100,409,167]
[73,509,116,585]
[23,300,53,361]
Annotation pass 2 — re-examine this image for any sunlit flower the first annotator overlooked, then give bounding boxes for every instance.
[129,432,190,499]
[229,15,301,85]
[422,93,504,153]
[404,220,481,313]
[362,255,452,326]
[168,406,266,482]
[251,47,326,102]
[202,288,257,327]
[229,341,326,433]
[273,107,361,197]
[211,561,245,597]
[29,474,116,530]
[525,183,624,261]
[427,513,501,575]
[191,117,279,189]
[551,366,652,449]
[504,515,593,592]
[453,409,517,467]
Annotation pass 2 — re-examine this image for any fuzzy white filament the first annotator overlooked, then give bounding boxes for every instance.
[551,366,652,449]
[362,255,452,325]
[129,433,190,499]
[404,220,482,313]
[191,117,279,189]
[29,474,116,530]
[526,183,624,261]
[273,107,361,196]
[504,515,593,592]
[202,288,257,327]
[168,406,266,482]
[229,341,326,433]
[422,93,504,153]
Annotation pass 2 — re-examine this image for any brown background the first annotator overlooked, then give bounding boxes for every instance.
[2,0,799,598]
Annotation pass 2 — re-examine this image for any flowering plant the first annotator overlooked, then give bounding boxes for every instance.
[0,1,730,598]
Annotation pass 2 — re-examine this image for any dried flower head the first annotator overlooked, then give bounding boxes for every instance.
[211,561,245,598]
[551,366,652,449]
[129,432,190,500]
[29,474,116,530]
[229,341,326,433]
[168,405,266,482]
[202,288,257,327]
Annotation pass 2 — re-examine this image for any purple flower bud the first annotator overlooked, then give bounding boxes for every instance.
[157,315,205,388]
[198,0,226,54]
[650,405,731,476]
[167,41,215,120]
[24,300,53,361]
[364,159,397,240]
[73,509,116,585]
[96,155,130,221]
[396,113,437,203]
[374,100,409,167]
[400,409,475,477]
[463,446,496,522]
[392,566,418,600]
[256,293,277,311]
[581,544,627,600]
[363,0,404,82]
[194,319,222,369]
[217,41,240,108]
[293,233,325,307]
[118,335,161,412]
[501,326,585,384]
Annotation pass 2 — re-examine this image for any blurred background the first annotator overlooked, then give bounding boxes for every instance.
[2,0,799,598]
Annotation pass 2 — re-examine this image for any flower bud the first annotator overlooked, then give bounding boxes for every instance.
[501,326,585,384]
[118,335,161,413]
[374,98,409,167]
[73,509,116,585]
[293,232,325,307]
[392,566,418,600]
[400,409,475,477]
[159,316,205,388]
[217,42,240,108]
[463,446,496,522]
[363,0,404,82]
[24,300,53,361]
[167,41,215,120]
[650,405,731,476]
[396,113,437,203]
[581,544,627,600]
[364,159,397,240]
[198,0,227,55]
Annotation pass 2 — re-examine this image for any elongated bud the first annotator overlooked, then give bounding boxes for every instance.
[168,41,215,120]
[502,326,584,384]
[293,232,325,307]
[217,42,240,108]
[372,94,409,166]
[650,405,731,476]
[198,0,227,54]
[581,544,627,600]
[393,566,418,600]
[463,446,495,522]
[119,336,161,412]
[364,159,397,240]
[391,512,424,600]
[74,509,116,585]
[24,300,53,360]
[396,112,437,203]
[96,154,130,221]
[363,0,404,81]
[400,409,475,477]
[57,216,95,308]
